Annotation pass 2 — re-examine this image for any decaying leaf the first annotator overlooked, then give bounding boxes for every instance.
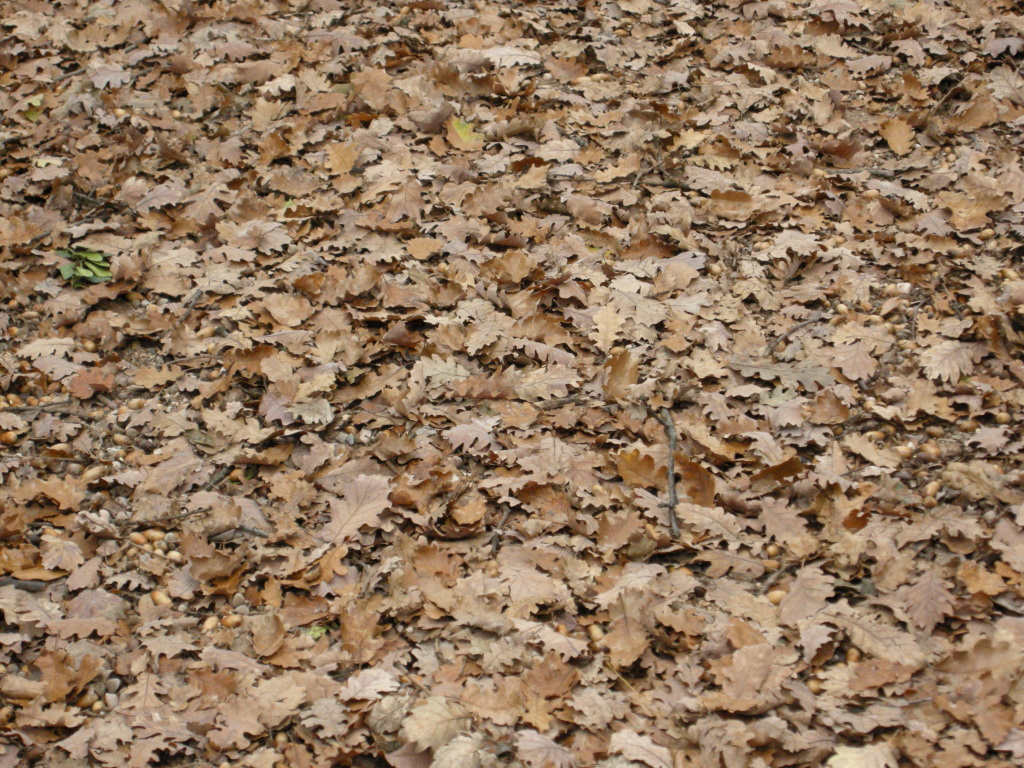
[2,1,1022,766]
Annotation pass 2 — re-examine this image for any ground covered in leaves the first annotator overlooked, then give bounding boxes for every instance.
[2,0,1024,766]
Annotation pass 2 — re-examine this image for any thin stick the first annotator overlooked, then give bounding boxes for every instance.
[2,399,77,414]
[202,464,235,492]
[0,577,48,592]
[758,561,795,595]
[632,155,667,189]
[768,311,824,356]
[656,408,681,540]
[491,505,512,554]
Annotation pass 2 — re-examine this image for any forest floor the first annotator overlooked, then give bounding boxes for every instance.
[2,1,1024,767]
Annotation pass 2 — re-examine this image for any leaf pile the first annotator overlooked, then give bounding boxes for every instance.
[2,1,1024,767]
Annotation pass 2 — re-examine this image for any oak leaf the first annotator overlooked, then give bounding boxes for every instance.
[827,744,898,768]
[609,729,673,768]
[918,340,984,383]
[899,568,955,633]
[824,602,927,666]
[401,697,471,750]
[515,729,575,768]
[879,118,914,155]
[446,118,485,151]
[779,565,834,626]
[317,474,392,545]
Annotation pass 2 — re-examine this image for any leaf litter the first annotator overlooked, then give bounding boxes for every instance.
[1,1,1024,767]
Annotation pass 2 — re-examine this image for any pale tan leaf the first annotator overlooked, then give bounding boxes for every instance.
[918,340,984,384]
[401,697,471,751]
[432,733,485,768]
[515,729,575,768]
[827,743,898,768]
[779,565,834,626]
[900,569,955,633]
[317,474,392,545]
[609,729,672,768]
[879,118,914,155]
[590,305,624,353]
[825,603,927,666]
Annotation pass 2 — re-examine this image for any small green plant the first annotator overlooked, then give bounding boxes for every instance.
[58,247,112,287]
[301,624,331,640]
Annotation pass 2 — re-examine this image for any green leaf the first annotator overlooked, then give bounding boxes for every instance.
[302,625,330,640]
[82,262,111,277]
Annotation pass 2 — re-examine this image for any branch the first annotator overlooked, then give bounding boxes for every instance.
[656,407,681,540]
[0,577,47,592]
[768,311,825,356]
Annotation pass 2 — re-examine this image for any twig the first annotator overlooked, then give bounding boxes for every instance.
[210,524,270,542]
[490,505,512,554]
[179,288,205,324]
[0,577,48,592]
[925,73,966,119]
[768,311,825,356]
[758,561,796,595]
[202,464,235,492]
[601,645,689,726]
[534,394,586,410]
[140,508,208,526]
[632,155,668,189]
[821,168,895,179]
[907,300,926,340]
[655,408,681,540]
[53,67,85,83]
[2,399,78,414]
